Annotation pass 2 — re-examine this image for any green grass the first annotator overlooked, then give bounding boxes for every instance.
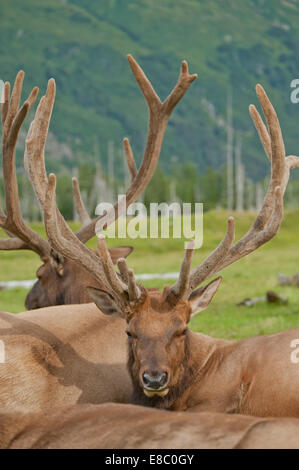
[1,209,299,341]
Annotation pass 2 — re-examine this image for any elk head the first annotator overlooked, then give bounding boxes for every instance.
[88,241,223,405]
[25,246,133,309]
[86,238,224,407]
[43,80,299,408]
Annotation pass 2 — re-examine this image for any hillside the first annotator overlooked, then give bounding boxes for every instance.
[1,0,299,180]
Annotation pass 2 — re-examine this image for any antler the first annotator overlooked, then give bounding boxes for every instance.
[0,72,98,257]
[43,56,197,303]
[76,55,197,242]
[170,84,299,299]
[0,72,51,257]
[72,177,91,227]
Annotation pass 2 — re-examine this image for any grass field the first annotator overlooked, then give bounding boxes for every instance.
[1,209,299,341]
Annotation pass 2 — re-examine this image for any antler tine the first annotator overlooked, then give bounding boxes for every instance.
[97,235,128,300]
[24,79,55,211]
[284,156,299,193]
[163,60,198,116]
[172,240,195,299]
[180,85,296,295]
[252,84,285,229]
[1,82,10,128]
[2,71,24,141]
[127,268,141,301]
[0,72,50,257]
[188,217,235,292]
[0,237,29,250]
[72,177,91,227]
[75,55,197,242]
[250,100,299,193]
[127,54,162,111]
[249,104,271,161]
[123,138,137,181]
[0,226,30,250]
[117,257,130,284]
[117,257,141,301]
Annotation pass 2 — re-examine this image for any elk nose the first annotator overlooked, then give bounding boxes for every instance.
[142,371,168,390]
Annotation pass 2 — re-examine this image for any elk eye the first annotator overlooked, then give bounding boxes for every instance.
[126,330,133,338]
[180,328,188,336]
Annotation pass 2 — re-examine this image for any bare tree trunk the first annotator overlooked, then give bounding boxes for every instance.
[89,163,114,215]
[20,172,30,222]
[246,178,255,211]
[226,89,234,211]
[256,183,264,211]
[72,167,79,222]
[235,136,244,211]
[122,146,130,193]
[108,140,114,188]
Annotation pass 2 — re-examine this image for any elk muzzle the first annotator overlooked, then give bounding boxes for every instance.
[141,370,169,397]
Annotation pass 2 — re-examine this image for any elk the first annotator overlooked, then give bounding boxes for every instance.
[0,67,142,309]
[25,245,133,309]
[25,176,133,308]
[1,403,299,449]
[43,81,299,418]
[0,56,196,412]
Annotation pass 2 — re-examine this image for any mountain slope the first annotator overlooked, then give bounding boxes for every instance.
[1,0,299,180]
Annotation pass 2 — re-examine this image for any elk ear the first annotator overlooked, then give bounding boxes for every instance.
[86,287,124,318]
[108,246,134,264]
[188,277,222,317]
[50,250,65,277]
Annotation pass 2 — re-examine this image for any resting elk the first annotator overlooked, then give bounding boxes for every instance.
[0,55,196,411]
[1,403,299,449]
[0,70,133,309]
[43,83,299,417]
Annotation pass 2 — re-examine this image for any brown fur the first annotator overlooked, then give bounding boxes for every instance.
[1,403,299,449]
[0,304,131,412]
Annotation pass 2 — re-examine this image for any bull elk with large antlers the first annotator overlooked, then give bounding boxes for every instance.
[43,80,299,417]
[0,56,196,411]
[1,403,299,449]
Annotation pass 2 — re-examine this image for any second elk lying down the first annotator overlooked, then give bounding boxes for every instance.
[0,69,133,308]
[45,84,299,417]
[1,403,299,449]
